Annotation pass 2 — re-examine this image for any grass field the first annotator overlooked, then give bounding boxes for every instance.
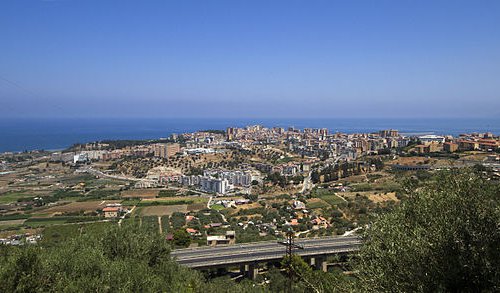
[0,191,32,204]
[0,219,26,228]
[306,198,330,210]
[311,188,345,206]
[210,204,224,211]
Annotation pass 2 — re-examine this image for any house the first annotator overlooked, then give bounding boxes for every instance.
[185,215,196,223]
[311,216,330,228]
[186,228,200,236]
[206,231,236,246]
[102,207,120,218]
[292,200,306,210]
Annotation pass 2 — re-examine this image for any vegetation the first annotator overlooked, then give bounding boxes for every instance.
[136,200,194,206]
[199,129,225,135]
[1,169,498,292]
[1,223,266,292]
[310,188,345,206]
[353,169,500,292]
[158,189,178,197]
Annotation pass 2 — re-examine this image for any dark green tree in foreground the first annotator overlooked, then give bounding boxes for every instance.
[354,170,500,292]
[0,224,204,292]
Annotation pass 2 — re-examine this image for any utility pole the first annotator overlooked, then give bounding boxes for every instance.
[278,229,304,293]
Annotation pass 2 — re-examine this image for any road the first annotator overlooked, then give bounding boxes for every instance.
[172,236,361,269]
[300,171,312,194]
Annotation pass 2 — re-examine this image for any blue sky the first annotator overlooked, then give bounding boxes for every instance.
[1,0,499,118]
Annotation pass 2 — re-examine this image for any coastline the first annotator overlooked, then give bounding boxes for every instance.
[1,117,499,153]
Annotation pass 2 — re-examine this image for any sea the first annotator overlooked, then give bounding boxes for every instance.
[0,118,499,153]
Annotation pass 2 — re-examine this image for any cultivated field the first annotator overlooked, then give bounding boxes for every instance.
[306,198,330,210]
[121,189,159,198]
[139,205,188,216]
[367,192,398,203]
[341,191,398,203]
[43,200,122,213]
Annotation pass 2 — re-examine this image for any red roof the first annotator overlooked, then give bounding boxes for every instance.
[103,207,119,212]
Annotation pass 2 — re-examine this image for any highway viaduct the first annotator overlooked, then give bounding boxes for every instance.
[172,236,361,279]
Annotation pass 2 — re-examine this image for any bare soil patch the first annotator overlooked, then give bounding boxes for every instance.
[140,205,187,216]
[44,200,121,213]
[367,192,398,203]
[121,189,158,199]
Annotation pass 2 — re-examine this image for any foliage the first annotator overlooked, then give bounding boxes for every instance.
[277,254,351,293]
[354,169,500,292]
[158,189,178,197]
[265,172,288,188]
[173,228,191,247]
[136,200,194,206]
[0,223,203,292]
[199,129,226,135]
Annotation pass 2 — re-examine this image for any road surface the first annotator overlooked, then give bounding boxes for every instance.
[172,236,361,269]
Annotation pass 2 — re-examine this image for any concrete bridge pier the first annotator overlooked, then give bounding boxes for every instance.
[305,257,314,267]
[247,263,259,280]
[314,256,328,272]
[239,264,247,275]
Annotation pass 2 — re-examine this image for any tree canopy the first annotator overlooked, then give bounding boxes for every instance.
[354,169,500,292]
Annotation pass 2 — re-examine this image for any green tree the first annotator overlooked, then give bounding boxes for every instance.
[173,228,191,248]
[0,223,204,292]
[355,169,500,292]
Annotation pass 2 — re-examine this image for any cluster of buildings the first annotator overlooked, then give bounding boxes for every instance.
[51,143,181,164]
[0,233,41,245]
[203,169,253,186]
[224,126,411,159]
[224,125,499,158]
[180,169,256,194]
[412,133,500,154]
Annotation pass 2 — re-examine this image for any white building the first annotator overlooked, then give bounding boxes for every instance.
[419,135,445,144]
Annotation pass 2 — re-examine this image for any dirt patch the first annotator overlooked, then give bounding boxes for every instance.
[121,189,158,199]
[140,205,187,216]
[367,192,398,203]
[338,174,368,184]
[187,203,207,211]
[142,196,207,204]
[43,200,121,213]
[391,156,436,165]
[0,219,26,227]
[341,191,398,203]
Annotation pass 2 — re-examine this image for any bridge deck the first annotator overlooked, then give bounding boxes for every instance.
[172,236,361,269]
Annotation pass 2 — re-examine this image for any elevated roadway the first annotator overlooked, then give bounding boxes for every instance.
[172,236,361,270]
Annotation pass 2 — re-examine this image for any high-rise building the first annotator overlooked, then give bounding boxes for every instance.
[166,143,180,157]
[319,128,329,136]
[379,129,399,138]
[153,143,180,158]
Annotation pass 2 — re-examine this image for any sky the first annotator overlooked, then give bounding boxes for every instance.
[1,0,499,119]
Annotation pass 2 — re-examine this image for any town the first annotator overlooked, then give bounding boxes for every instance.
[1,125,499,248]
